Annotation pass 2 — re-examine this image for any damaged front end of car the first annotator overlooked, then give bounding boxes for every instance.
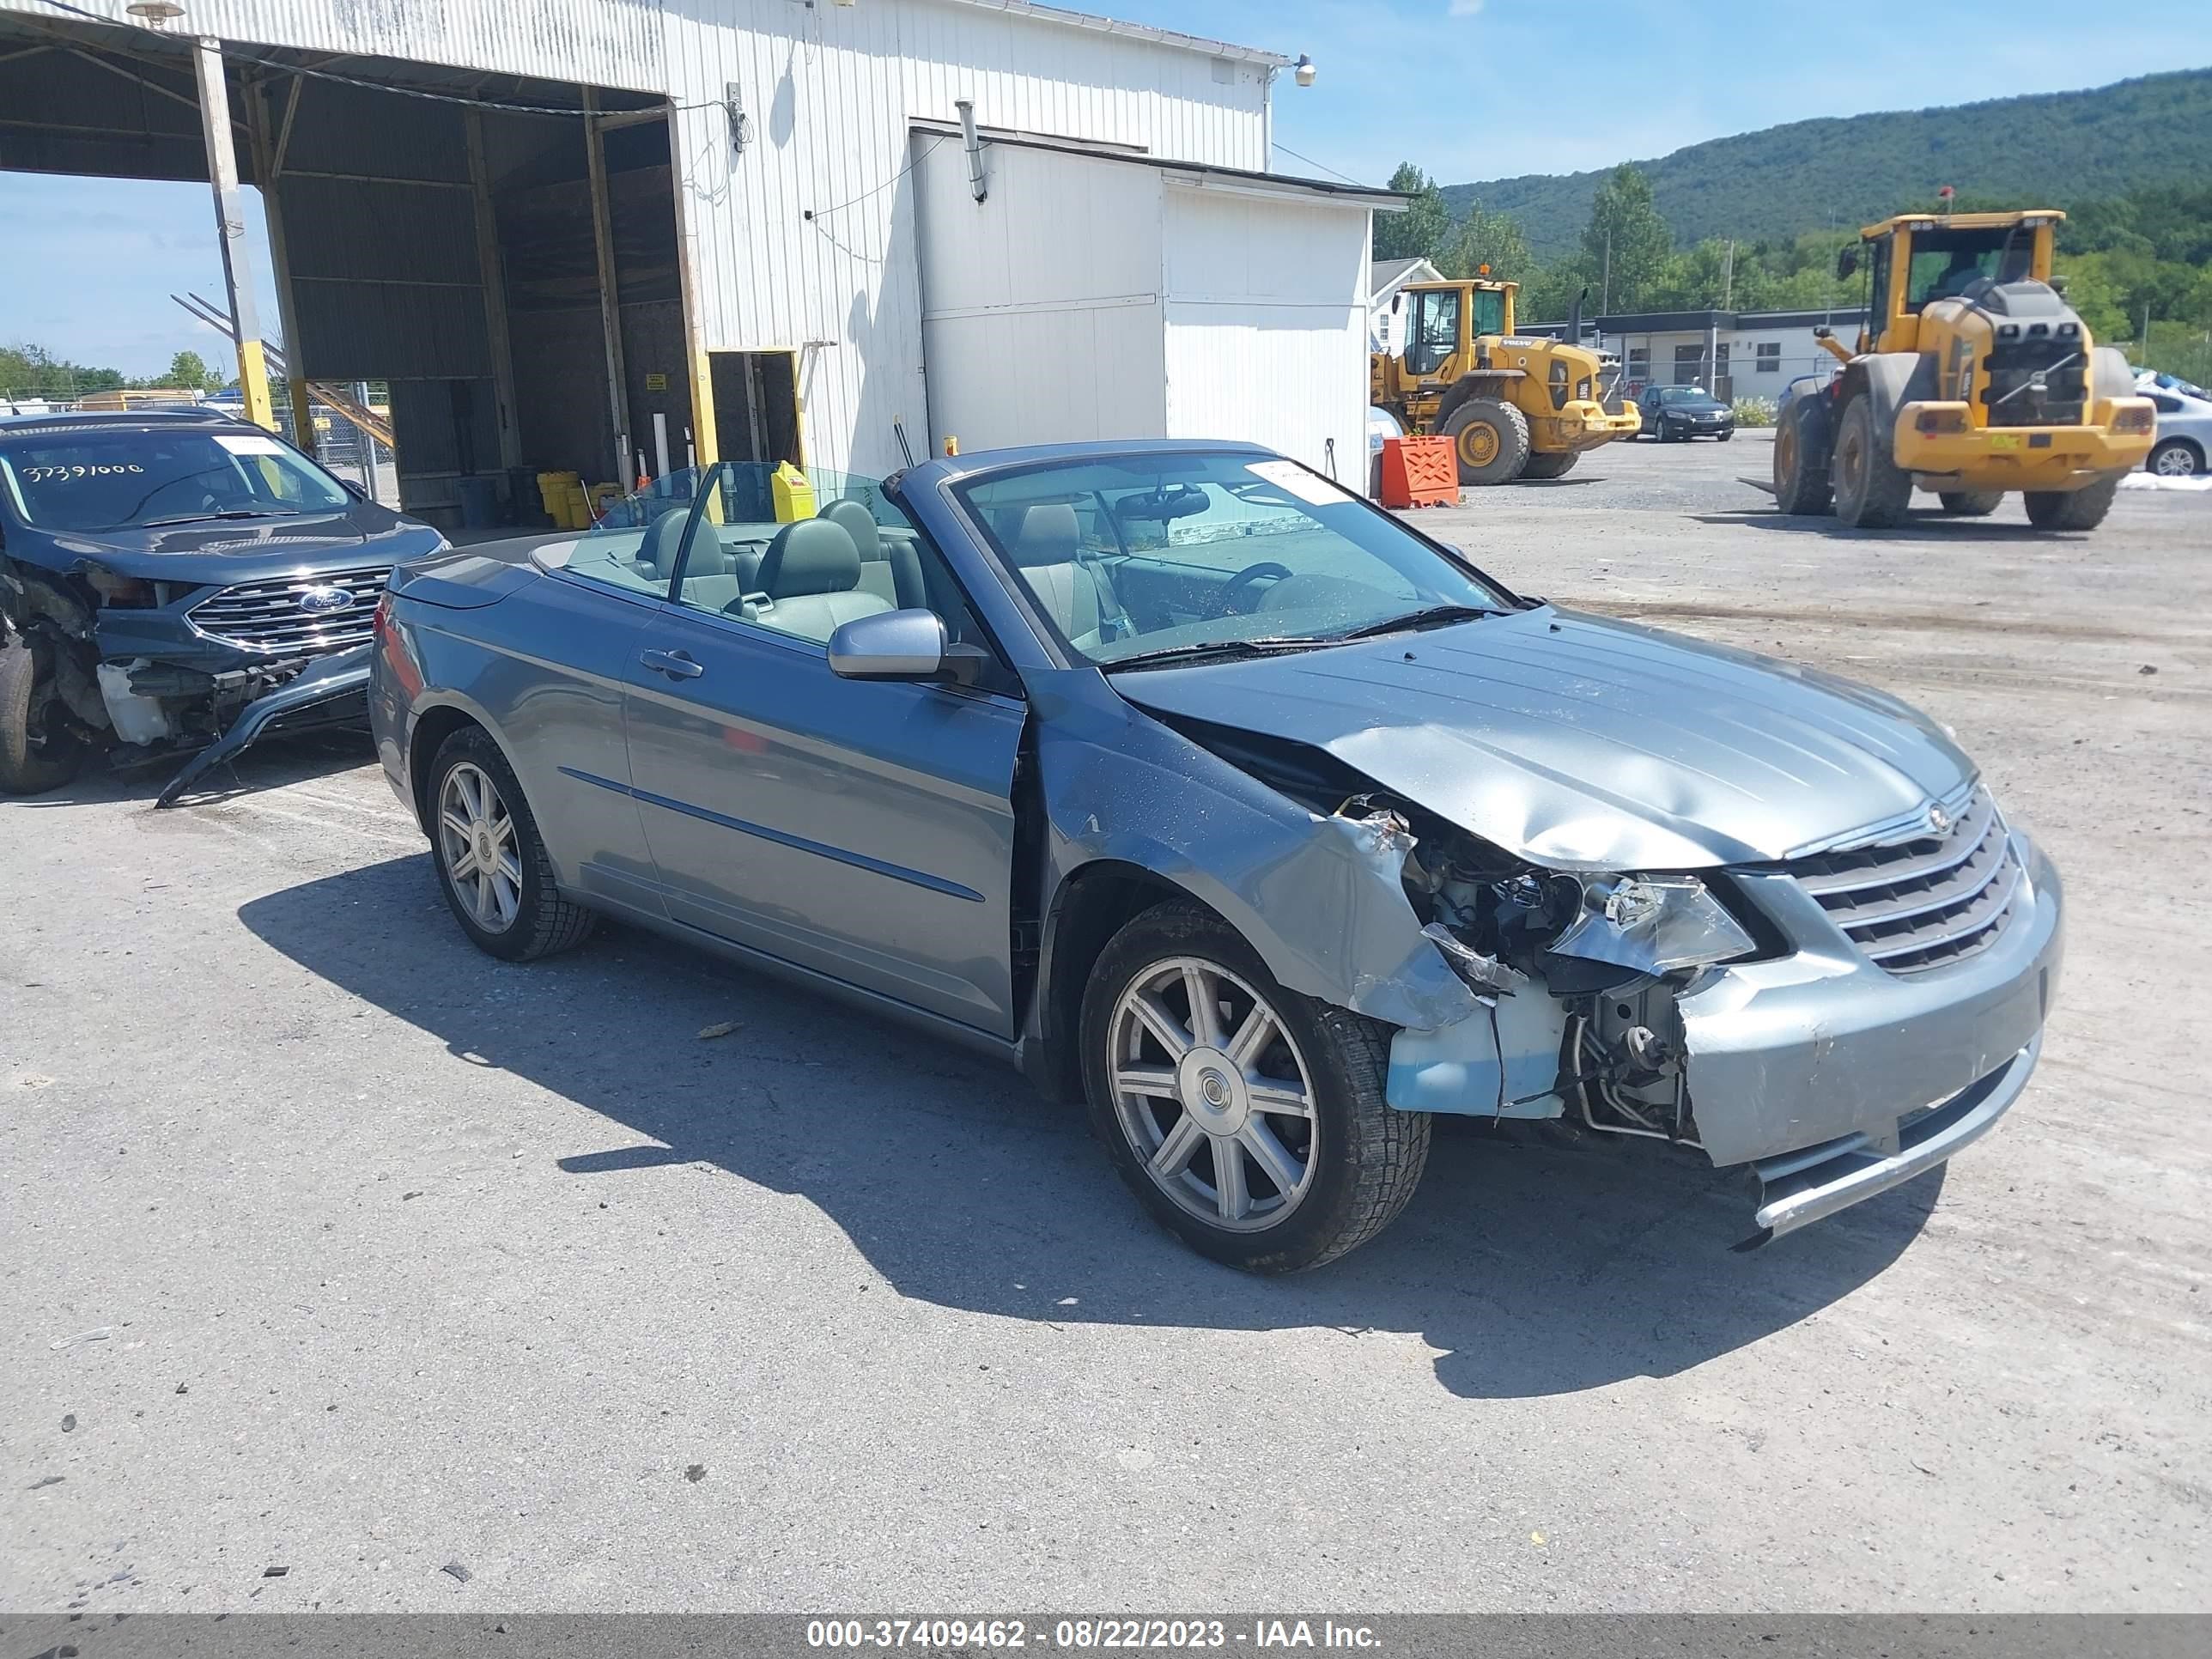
[1047,696,2063,1249]
[0,550,376,805]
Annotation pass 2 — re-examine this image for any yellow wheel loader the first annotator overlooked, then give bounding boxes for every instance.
[1371,276,1639,486]
[1777,209,2156,530]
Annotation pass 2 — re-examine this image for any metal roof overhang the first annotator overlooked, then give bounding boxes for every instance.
[908,119,1406,210]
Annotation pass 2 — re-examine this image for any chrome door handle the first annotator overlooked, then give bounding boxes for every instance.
[639,648,704,680]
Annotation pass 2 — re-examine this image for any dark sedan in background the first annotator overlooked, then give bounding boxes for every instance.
[1638,384,1737,441]
[0,410,445,802]
[371,441,2060,1273]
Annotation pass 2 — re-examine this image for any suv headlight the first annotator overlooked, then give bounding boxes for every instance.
[1550,874,1756,974]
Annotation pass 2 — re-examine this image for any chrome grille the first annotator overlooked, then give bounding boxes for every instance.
[1788,787,2021,975]
[187,566,391,653]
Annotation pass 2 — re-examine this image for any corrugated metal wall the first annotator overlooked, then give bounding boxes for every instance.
[659,0,1273,475]
[915,138,1166,453]
[1160,182,1370,478]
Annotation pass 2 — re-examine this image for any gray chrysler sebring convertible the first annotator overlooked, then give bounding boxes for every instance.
[370,441,2063,1273]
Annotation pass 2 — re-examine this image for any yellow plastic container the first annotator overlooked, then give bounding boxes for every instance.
[770,461,816,524]
[564,482,592,529]
[536,470,580,525]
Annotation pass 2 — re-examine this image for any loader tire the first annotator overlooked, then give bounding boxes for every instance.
[1937,490,2003,516]
[0,631,89,796]
[2025,475,2121,532]
[1440,398,1531,486]
[1519,451,1580,480]
[1772,397,1832,515]
[1832,393,1912,528]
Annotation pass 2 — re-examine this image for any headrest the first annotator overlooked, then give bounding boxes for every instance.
[642,507,694,578]
[1008,501,1079,567]
[757,518,860,599]
[820,498,882,562]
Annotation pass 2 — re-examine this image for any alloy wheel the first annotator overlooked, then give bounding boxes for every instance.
[437,760,522,933]
[1107,956,1318,1232]
[2154,445,2198,477]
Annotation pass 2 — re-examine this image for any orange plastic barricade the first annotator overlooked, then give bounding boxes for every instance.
[1377,435,1459,508]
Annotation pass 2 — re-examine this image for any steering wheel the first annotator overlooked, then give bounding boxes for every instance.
[1214,561,1296,617]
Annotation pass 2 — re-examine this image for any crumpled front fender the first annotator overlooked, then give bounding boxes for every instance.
[1029,672,1480,1034]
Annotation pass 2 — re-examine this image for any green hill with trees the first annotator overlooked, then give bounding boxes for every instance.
[1438,67,2212,262]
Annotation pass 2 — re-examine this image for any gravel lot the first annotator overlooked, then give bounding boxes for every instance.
[4,433,2207,1613]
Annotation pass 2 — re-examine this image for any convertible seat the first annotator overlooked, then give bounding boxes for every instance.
[1005,502,1115,643]
[748,518,891,641]
[821,498,926,611]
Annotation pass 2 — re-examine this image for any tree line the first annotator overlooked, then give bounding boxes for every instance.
[2,343,227,401]
[1379,161,2212,378]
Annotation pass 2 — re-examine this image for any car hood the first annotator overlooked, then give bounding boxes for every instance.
[1109,605,1975,871]
[35,510,442,584]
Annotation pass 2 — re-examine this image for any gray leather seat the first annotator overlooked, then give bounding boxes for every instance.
[1005,502,1114,643]
[744,518,891,641]
[823,497,926,611]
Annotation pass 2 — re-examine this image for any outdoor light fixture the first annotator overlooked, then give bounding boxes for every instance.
[1293,54,1316,87]
[126,1,186,18]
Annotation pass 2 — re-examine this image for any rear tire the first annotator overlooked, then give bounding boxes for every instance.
[2148,438,2202,477]
[1832,394,1912,528]
[2025,475,2121,532]
[1937,490,2003,516]
[0,632,90,796]
[1440,398,1531,486]
[1772,398,1832,515]
[1079,900,1430,1274]
[427,726,597,962]
[1519,451,1580,480]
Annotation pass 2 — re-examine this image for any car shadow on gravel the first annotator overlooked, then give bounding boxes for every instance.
[241,854,1938,1402]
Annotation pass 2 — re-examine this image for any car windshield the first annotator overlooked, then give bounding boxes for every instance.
[0,426,351,532]
[1656,387,1721,406]
[953,450,1516,666]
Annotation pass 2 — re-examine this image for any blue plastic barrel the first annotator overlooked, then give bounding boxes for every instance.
[457,475,499,528]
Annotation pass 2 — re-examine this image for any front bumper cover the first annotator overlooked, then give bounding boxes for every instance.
[153,644,373,807]
[1386,831,2064,1240]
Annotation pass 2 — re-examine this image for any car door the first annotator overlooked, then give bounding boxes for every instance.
[617,499,1026,1036]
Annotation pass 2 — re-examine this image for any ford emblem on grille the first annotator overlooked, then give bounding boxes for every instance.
[1927,802,1953,836]
[298,585,356,616]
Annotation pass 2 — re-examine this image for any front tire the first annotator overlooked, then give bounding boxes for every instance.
[1519,450,1580,480]
[1938,489,2003,516]
[2025,475,2122,532]
[1439,398,1531,485]
[1832,394,1912,528]
[1079,902,1430,1274]
[0,632,90,796]
[428,726,596,961]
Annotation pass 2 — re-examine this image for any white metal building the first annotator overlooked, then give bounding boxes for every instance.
[1528,307,1861,404]
[0,0,1391,522]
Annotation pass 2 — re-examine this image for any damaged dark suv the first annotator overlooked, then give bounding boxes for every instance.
[0,410,444,803]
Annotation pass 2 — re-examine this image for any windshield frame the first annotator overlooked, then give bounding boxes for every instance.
[942,446,1526,672]
[0,422,355,532]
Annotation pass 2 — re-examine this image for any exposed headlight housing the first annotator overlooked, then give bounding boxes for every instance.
[1550,874,1757,975]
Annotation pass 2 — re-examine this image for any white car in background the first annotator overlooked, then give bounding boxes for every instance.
[2136,371,2212,477]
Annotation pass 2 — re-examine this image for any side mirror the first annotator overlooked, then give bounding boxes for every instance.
[827,608,989,686]
[340,477,368,501]
[1834,246,1860,281]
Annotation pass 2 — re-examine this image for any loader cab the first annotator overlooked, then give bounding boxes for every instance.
[1839,211,2060,355]
[1395,281,1515,375]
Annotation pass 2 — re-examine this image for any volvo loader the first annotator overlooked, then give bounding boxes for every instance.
[1776,209,2155,529]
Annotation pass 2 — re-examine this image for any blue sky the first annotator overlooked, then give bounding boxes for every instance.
[3,0,2204,378]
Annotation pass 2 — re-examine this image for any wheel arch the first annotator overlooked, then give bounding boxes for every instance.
[1432,373,1518,428]
[404,695,514,833]
[1029,858,1224,1103]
